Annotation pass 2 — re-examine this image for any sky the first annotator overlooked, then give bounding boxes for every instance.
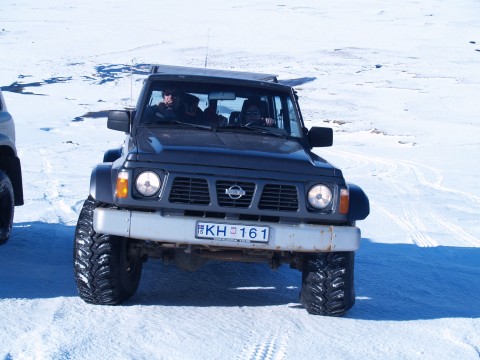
[1,1,480,359]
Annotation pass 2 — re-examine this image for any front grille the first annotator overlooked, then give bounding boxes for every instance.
[169,177,210,205]
[216,181,255,208]
[259,184,299,211]
[168,176,299,212]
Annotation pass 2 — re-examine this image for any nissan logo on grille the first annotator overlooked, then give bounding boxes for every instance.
[225,185,246,199]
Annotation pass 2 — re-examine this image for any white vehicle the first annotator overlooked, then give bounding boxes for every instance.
[0,89,24,244]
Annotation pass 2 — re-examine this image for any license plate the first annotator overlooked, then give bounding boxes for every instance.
[195,221,270,243]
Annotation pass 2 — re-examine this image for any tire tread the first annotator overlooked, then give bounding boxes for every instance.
[73,196,142,305]
[300,252,355,316]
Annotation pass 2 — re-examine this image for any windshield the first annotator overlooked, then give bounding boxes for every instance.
[138,81,303,138]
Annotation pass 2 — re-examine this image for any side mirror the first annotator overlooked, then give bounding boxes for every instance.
[107,110,132,133]
[308,126,333,147]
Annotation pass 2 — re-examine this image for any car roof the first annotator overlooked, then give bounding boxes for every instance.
[149,64,280,83]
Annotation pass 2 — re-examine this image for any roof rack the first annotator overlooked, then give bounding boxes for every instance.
[149,64,278,83]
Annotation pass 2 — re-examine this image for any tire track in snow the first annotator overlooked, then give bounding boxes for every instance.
[334,149,441,247]
[425,208,480,247]
[327,148,479,247]
[238,330,288,360]
[4,299,68,359]
[374,202,438,247]
[28,146,79,225]
[334,147,480,205]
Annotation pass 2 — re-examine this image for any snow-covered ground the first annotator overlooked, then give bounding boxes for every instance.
[1,0,480,359]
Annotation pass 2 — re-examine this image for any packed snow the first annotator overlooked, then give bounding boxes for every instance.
[1,0,479,359]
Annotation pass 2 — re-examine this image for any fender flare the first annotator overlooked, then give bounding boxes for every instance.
[103,148,122,163]
[346,183,370,222]
[89,164,117,204]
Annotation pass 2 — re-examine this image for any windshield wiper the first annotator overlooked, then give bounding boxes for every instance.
[216,124,287,138]
[143,120,212,130]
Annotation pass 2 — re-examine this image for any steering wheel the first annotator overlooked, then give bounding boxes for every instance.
[245,120,266,127]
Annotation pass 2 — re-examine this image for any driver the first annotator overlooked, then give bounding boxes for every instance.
[239,100,275,126]
[144,88,184,123]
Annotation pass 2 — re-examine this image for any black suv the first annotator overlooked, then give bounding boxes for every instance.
[0,89,24,244]
[73,65,369,316]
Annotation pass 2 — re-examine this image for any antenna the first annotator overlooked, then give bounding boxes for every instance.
[130,59,134,109]
[204,28,210,68]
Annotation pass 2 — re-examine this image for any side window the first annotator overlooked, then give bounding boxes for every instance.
[195,94,209,111]
[287,98,301,137]
[273,96,284,130]
[148,90,162,106]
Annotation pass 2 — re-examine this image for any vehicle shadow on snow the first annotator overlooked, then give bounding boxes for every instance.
[0,221,302,307]
[1,223,479,320]
[0,222,78,299]
[136,260,302,308]
[350,238,480,321]
[136,239,480,318]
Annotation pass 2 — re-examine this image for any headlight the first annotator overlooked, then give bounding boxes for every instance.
[135,171,161,196]
[307,184,333,209]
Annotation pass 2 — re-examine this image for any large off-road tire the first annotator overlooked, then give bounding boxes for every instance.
[0,170,14,245]
[300,251,355,316]
[73,196,143,304]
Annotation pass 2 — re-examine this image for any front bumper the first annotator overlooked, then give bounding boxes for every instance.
[93,208,361,252]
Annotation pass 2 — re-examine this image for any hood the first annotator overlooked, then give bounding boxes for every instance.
[132,127,339,177]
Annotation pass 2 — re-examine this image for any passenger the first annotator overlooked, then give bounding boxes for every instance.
[144,88,184,123]
[239,99,275,126]
[182,93,205,124]
[202,103,228,127]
